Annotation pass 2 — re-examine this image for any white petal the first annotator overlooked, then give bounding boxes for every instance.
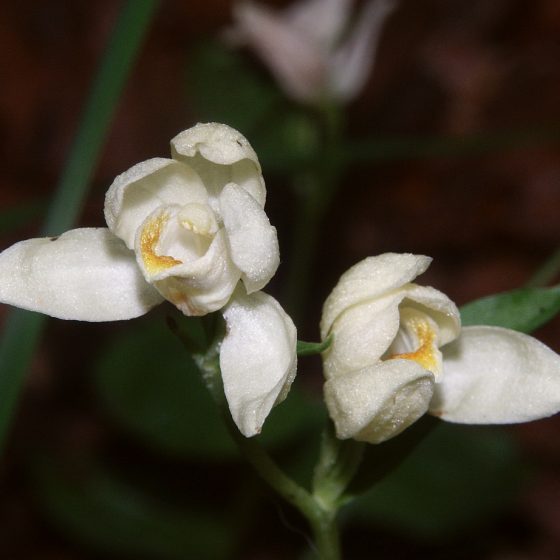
[219,183,279,293]
[228,2,326,103]
[324,360,434,443]
[329,0,397,100]
[135,206,241,316]
[321,253,432,339]
[284,0,351,49]
[323,291,405,379]
[0,228,163,321]
[401,283,461,347]
[104,157,208,249]
[220,290,297,437]
[431,326,560,423]
[170,123,266,207]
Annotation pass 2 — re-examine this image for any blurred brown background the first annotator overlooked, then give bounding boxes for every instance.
[2,0,560,558]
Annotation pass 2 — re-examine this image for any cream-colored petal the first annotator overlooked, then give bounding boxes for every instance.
[329,0,397,100]
[170,123,266,207]
[323,291,405,379]
[220,290,297,437]
[321,253,432,338]
[401,283,461,347]
[219,183,279,293]
[324,360,434,444]
[284,0,351,50]
[0,228,163,321]
[104,157,208,249]
[431,326,560,423]
[135,206,241,316]
[228,2,326,103]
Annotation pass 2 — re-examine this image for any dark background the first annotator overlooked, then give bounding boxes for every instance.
[1,1,560,558]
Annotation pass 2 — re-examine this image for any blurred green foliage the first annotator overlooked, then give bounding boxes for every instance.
[461,285,560,333]
[189,41,319,172]
[32,457,235,560]
[94,316,324,460]
[0,200,43,236]
[348,424,525,540]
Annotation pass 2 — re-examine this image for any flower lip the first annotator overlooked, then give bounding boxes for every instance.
[386,307,443,378]
[139,211,183,276]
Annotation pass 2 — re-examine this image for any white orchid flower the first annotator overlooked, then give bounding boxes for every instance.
[321,253,560,444]
[0,122,296,438]
[226,0,397,104]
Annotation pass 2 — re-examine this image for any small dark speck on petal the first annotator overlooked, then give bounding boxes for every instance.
[49,236,59,242]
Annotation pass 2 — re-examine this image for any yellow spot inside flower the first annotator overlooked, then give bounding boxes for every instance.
[140,213,182,275]
[390,318,439,372]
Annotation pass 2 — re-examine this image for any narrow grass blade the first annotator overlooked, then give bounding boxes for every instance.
[0,0,159,452]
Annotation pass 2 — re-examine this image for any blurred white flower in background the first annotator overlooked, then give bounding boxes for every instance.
[226,0,397,104]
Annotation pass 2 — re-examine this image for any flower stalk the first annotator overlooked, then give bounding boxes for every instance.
[192,331,348,560]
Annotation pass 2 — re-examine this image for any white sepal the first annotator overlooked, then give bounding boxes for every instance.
[284,0,350,49]
[329,0,397,100]
[219,183,280,294]
[321,253,432,339]
[322,291,404,379]
[170,123,266,207]
[220,290,297,437]
[431,326,560,423]
[104,158,207,249]
[229,2,325,104]
[324,359,434,443]
[0,228,163,321]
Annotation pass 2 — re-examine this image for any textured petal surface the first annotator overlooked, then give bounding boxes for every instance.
[219,183,279,293]
[0,228,163,321]
[104,158,207,249]
[171,123,266,207]
[431,326,560,423]
[324,360,434,443]
[229,2,326,103]
[330,0,396,100]
[401,283,461,347]
[220,291,297,437]
[321,253,432,338]
[135,206,241,316]
[323,291,404,379]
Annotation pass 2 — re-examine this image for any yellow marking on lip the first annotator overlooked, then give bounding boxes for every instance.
[140,213,182,275]
[390,318,438,372]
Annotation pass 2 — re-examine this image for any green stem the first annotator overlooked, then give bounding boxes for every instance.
[0,0,158,452]
[285,103,344,318]
[308,510,341,560]
[193,346,342,559]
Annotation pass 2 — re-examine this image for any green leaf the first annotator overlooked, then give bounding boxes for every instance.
[0,0,159,452]
[297,335,332,357]
[95,318,323,460]
[460,285,560,333]
[347,424,526,541]
[32,457,234,560]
